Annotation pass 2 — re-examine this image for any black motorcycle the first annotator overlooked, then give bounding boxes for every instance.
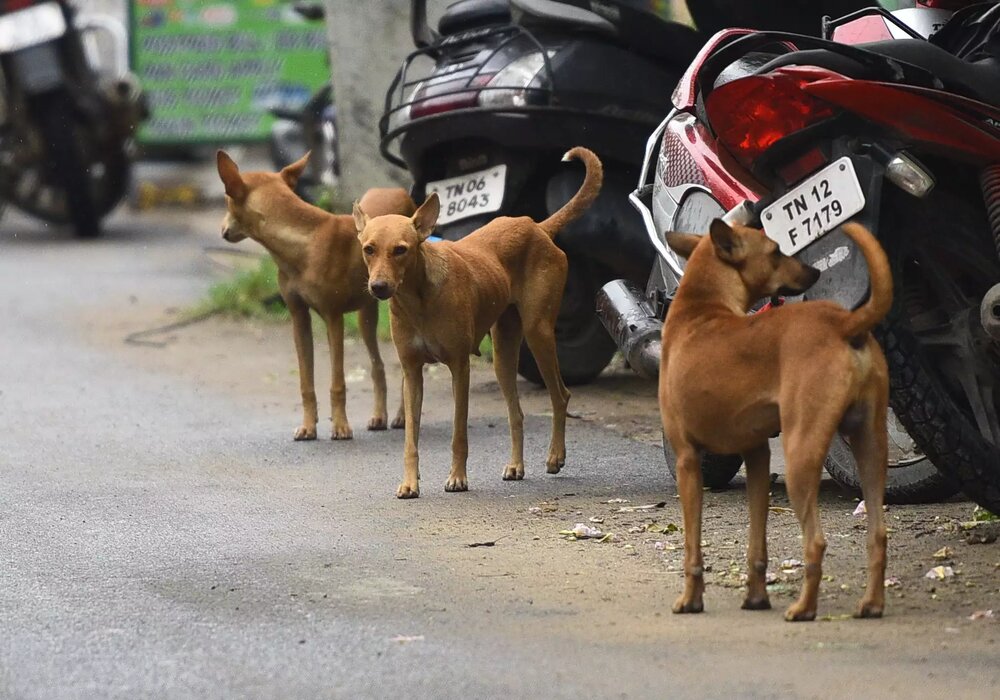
[0,0,146,237]
[379,0,704,384]
[268,1,339,206]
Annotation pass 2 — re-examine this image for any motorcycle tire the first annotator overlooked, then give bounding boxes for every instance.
[824,432,957,504]
[663,431,743,489]
[36,92,100,238]
[879,189,1000,512]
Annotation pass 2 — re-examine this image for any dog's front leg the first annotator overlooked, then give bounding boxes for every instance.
[742,444,772,610]
[672,445,706,613]
[491,310,524,480]
[445,358,470,492]
[398,360,423,499]
[288,296,318,441]
[324,313,353,440]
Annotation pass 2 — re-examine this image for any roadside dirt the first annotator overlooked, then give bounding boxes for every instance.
[81,306,1000,691]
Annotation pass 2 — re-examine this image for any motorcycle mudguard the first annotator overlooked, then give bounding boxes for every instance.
[9,43,63,94]
[545,165,654,280]
[797,153,885,311]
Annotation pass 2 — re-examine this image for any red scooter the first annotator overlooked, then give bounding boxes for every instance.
[599,1,1000,509]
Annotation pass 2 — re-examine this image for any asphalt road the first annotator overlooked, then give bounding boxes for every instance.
[2,207,998,699]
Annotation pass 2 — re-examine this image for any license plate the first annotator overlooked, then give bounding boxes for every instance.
[426,164,506,226]
[761,157,866,255]
[0,2,66,54]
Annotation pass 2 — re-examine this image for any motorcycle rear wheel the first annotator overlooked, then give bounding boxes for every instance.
[882,189,1000,512]
[35,92,101,238]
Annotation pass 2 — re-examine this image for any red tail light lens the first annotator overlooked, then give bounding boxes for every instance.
[410,73,495,119]
[705,67,839,169]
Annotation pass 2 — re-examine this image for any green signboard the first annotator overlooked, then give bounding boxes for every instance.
[130,0,330,144]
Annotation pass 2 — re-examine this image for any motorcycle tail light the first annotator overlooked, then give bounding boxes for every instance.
[3,0,35,11]
[410,73,495,119]
[478,52,549,109]
[706,67,840,170]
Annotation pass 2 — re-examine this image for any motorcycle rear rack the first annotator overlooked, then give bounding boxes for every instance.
[380,23,555,167]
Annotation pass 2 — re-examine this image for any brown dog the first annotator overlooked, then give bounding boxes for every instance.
[660,219,890,621]
[216,151,414,440]
[353,147,603,498]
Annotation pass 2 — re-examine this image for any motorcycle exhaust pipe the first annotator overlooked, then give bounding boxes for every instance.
[596,280,662,380]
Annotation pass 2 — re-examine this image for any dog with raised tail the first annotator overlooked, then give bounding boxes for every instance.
[661,219,891,622]
[354,147,603,498]
[216,151,414,441]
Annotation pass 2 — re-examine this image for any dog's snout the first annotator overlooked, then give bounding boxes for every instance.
[804,265,821,286]
[222,227,232,241]
[369,281,393,300]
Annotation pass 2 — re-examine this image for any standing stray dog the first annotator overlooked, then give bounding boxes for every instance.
[661,219,891,621]
[354,147,603,498]
[216,151,414,440]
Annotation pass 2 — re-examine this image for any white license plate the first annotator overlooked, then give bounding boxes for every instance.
[426,164,506,225]
[762,157,866,255]
[0,2,66,54]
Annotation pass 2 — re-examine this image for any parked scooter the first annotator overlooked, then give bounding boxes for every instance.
[0,0,146,237]
[380,0,705,384]
[601,1,1000,507]
[268,1,339,205]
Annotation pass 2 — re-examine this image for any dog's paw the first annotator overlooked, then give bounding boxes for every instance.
[390,413,406,430]
[545,452,565,474]
[444,475,468,492]
[672,596,704,614]
[502,463,525,481]
[854,600,884,619]
[741,595,772,611]
[331,422,354,440]
[396,482,420,499]
[783,603,817,622]
[367,415,388,431]
[293,426,317,441]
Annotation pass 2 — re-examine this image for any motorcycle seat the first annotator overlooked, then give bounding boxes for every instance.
[439,0,512,35]
[510,0,704,65]
[759,38,1000,108]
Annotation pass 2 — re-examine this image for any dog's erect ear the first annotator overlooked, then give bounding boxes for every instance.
[280,151,311,189]
[665,232,701,260]
[412,192,440,241]
[709,219,745,264]
[216,150,247,202]
[352,200,369,238]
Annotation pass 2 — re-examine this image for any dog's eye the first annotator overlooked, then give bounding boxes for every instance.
[392,245,408,257]
[363,245,375,256]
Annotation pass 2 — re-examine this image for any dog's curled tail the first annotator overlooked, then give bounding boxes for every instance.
[538,147,603,238]
[840,221,893,340]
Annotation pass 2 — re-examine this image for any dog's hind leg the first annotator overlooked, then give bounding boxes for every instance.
[671,441,706,614]
[391,378,406,430]
[324,313,353,440]
[742,443,772,611]
[845,380,889,618]
[522,317,570,473]
[492,307,525,481]
[781,419,838,621]
[358,301,391,431]
[445,357,471,492]
[288,294,318,441]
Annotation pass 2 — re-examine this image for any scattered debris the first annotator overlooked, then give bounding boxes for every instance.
[616,501,667,513]
[606,498,629,504]
[780,558,803,571]
[646,522,680,534]
[963,521,1000,545]
[769,506,794,515]
[973,506,999,522]
[819,614,853,622]
[933,546,953,561]
[969,609,995,621]
[853,501,867,517]
[528,507,543,515]
[623,544,637,555]
[925,565,956,580]
[390,635,425,643]
[654,541,665,551]
[560,523,604,540]
[589,516,604,524]
[627,525,644,534]
[597,533,614,544]
[467,538,502,548]
[884,576,902,588]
